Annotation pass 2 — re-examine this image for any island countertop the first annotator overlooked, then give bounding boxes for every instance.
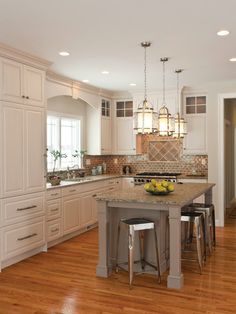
[96,182,215,207]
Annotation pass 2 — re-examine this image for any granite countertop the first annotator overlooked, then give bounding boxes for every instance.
[46,174,121,189]
[95,183,215,206]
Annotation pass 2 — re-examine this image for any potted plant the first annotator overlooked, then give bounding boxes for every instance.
[72,149,87,168]
[48,150,67,186]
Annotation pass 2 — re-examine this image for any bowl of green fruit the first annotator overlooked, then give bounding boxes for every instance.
[144,179,175,195]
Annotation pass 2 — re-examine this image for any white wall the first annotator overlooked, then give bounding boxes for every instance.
[47,95,87,149]
[206,81,236,225]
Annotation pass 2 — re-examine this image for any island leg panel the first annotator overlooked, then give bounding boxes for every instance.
[96,200,112,277]
[167,206,184,289]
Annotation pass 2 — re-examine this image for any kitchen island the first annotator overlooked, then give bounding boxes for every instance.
[95,182,215,289]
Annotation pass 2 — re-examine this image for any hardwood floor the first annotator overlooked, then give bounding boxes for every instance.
[1,220,236,314]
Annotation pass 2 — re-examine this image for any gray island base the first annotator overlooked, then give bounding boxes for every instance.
[95,183,215,289]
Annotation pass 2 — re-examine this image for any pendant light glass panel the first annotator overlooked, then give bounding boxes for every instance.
[133,42,158,134]
[134,99,158,134]
[158,58,175,136]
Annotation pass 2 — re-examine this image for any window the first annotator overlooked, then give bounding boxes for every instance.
[116,101,133,117]
[186,96,206,114]
[101,99,110,117]
[47,114,81,171]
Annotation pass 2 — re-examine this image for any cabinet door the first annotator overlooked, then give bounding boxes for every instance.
[183,115,207,155]
[1,103,24,197]
[24,66,44,107]
[116,118,136,154]
[24,107,45,194]
[63,197,80,235]
[0,58,24,104]
[79,193,93,228]
[101,117,111,154]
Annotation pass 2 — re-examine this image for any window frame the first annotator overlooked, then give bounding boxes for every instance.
[47,111,84,171]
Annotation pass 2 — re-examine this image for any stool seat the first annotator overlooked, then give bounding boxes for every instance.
[116,217,161,287]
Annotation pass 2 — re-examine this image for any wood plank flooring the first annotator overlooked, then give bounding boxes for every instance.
[0,219,236,314]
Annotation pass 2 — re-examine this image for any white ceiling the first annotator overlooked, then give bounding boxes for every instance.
[0,0,236,92]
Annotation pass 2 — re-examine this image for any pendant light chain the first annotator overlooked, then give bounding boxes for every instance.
[144,45,147,101]
[163,60,166,105]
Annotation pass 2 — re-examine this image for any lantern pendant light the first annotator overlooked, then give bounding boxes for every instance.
[173,69,187,138]
[158,58,175,136]
[133,42,158,134]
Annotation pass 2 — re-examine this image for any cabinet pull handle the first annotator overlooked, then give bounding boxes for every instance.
[17,233,37,241]
[51,228,59,233]
[92,194,97,197]
[51,208,59,212]
[17,205,37,211]
[51,193,59,196]
[108,188,114,190]
[69,189,76,192]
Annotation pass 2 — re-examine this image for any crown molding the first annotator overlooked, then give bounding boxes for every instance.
[46,70,114,98]
[0,42,52,70]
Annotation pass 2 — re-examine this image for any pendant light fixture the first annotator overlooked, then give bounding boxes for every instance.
[173,69,187,138]
[133,42,158,134]
[157,58,175,136]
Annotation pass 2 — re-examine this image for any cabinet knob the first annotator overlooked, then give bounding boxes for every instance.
[22,95,25,98]
[26,96,29,99]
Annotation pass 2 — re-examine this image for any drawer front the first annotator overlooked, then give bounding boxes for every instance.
[2,217,45,260]
[62,185,80,197]
[47,218,62,242]
[104,178,121,188]
[1,193,45,226]
[46,189,62,200]
[47,199,61,221]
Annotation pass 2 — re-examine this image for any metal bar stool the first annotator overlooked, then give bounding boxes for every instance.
[188,203,216,253]
[181,211,206,273]
[115,217,161,287]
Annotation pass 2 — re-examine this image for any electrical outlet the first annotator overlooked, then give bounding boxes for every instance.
[86,159,91,165]
[114,158,118,164]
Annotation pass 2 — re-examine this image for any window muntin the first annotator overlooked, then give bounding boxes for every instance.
[116,101,133,117]
[186,96,206,114]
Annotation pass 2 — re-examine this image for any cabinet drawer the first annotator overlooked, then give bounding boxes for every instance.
[46,189,62,200]
[104,178,121,188]
[1,217,45,260]
[62,185,80,197]
[1,192,45,226]
[47,199,61,221]
[47,218,62,242]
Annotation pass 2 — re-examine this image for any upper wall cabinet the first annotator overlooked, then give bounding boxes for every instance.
[113,100,136,155]
[0,58,45,107]
[86,98,112,155]
[183,94,207,155]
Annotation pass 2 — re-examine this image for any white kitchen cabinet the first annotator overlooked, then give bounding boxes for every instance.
[86,98,112,155]
[63,196,80,235]
[0,58,45,107]
[183,94,207,155]
[183,115,207,154]
[0,102,46,198]
[79,192,93,228]
[101,116,111,154]
[115,117,136,154]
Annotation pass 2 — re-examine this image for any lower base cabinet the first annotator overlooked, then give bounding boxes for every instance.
[47,218,62,242]
[1,216,45,261]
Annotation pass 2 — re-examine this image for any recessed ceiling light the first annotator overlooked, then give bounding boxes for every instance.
[129,83,136,86]
[59,51,70,56]
[101,70,109,74]
[229,58,236,62]
[217,30,230,36]
[82,79,89,83]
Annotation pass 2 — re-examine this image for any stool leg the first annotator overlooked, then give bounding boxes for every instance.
[196,218,203,274]
[206,214,212,255]
[139,230,145,270]
[154,226,161,284]
[115,221,121,273]
[201,215,206,262]
[128,226,135,287]
[212,207,216,247]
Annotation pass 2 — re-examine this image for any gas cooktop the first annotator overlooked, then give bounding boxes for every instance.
[135,172,181,177]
